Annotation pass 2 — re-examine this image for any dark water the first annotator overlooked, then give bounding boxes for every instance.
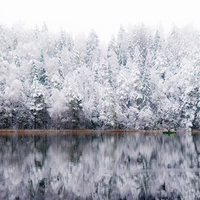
[0,131,200,199]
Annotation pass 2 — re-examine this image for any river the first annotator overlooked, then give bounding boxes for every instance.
[0,131,200,199]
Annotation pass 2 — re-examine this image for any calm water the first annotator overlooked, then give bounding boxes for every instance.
[0,131,200,199]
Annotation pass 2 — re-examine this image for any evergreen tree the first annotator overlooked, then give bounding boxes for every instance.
[58,29,66,51]
[30,60,38,83]
[107,35,118,58]
[29,76,49,129]
[116,26,128,66]
[60,80,84,129]
[135,24,148,68]
[85,30,100,69]
[38,50,48,85]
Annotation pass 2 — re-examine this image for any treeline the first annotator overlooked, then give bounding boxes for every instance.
[0,23,200,130]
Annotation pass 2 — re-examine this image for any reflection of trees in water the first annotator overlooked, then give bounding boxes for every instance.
[0,132,200,199]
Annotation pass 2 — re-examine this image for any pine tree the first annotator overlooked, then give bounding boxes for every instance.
[30,60,38,83]
[107,35,118,58]
[58,30,66,51]
[85,30,100,69]
[135,24,148,68]
[29,76,49,129]
[97,60,119,128]
[39,50,48,85]
[116,26,128,66]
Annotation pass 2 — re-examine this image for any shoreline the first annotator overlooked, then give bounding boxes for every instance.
[0,129,198,136]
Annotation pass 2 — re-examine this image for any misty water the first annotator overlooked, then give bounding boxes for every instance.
[1,131,200,199]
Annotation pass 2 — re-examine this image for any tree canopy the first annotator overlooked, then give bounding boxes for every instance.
[0,23,199,130]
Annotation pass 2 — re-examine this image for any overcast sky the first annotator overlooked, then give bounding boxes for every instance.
[0,0,200,42]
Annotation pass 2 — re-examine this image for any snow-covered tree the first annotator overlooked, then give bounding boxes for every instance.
[85,30,101,70]
[29,76,49,129]
[116,26,128,66]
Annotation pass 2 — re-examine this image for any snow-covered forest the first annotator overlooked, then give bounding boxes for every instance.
[0,23,200,130]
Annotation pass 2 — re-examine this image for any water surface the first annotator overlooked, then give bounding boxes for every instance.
[0,131,200,199]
